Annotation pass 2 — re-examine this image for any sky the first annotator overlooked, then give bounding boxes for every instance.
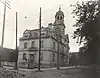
[0,0,86,52]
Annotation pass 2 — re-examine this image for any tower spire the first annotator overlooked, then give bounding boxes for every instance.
[59,6,61,11]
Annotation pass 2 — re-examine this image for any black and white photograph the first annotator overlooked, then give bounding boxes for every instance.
[0,0,100,78]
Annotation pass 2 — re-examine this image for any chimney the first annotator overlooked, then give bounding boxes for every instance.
[48,23,53,29]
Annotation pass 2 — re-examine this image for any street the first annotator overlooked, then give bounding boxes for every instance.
[0,66,100,78]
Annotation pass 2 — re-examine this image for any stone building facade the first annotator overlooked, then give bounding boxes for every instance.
[18,8,70,68]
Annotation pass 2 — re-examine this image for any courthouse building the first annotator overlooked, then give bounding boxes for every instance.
[18,8,70,68]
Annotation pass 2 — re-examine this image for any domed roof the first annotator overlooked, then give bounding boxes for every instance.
[55,7,64,16]
[56,10,64,15]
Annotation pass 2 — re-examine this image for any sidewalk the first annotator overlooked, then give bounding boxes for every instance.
[4,65,94,72]
[17,66,77,72]
[3,66,77,71]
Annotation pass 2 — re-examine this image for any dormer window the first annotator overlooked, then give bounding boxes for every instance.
[24,35,28,37]
[23,33,29,38]
[32,32,38,37]
[34,32,38,36]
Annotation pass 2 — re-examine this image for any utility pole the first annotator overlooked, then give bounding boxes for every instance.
[57,37,59,69]
[0,0,10,47]
[0,0,10,67]
[1,1,6,47]
[38,7,41,71]
[15,12,18,69]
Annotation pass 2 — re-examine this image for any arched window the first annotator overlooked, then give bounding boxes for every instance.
[57,16,59,20]
[60,16,62,20]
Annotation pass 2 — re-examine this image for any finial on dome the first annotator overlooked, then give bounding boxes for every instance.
[59,6,61,11]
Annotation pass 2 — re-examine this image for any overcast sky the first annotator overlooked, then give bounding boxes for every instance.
[0,0,87,52]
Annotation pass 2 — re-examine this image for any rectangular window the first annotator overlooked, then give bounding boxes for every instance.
[29,54,34,62]
[24,35,28,37]
[31,41,35,48]
[23,53,27,60]
[53,42,55,49]
[41,33,45,35]
[24,42,27,49]
[41,40,44,48]
[52,53,55,62]
[62,47,64,53]
[40,52,43,61]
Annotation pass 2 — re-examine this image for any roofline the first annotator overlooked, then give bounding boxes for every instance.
[19,36,68,47]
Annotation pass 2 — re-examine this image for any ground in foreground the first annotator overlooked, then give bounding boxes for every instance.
[0,67,100,78]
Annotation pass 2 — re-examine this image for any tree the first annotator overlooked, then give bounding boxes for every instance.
[72,0,100,64]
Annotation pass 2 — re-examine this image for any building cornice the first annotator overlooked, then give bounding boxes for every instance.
[19,36,50,41]
[19,35,68,47]
[19,49,66,56]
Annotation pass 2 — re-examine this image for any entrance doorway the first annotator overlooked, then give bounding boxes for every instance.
[28,54,34,68]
